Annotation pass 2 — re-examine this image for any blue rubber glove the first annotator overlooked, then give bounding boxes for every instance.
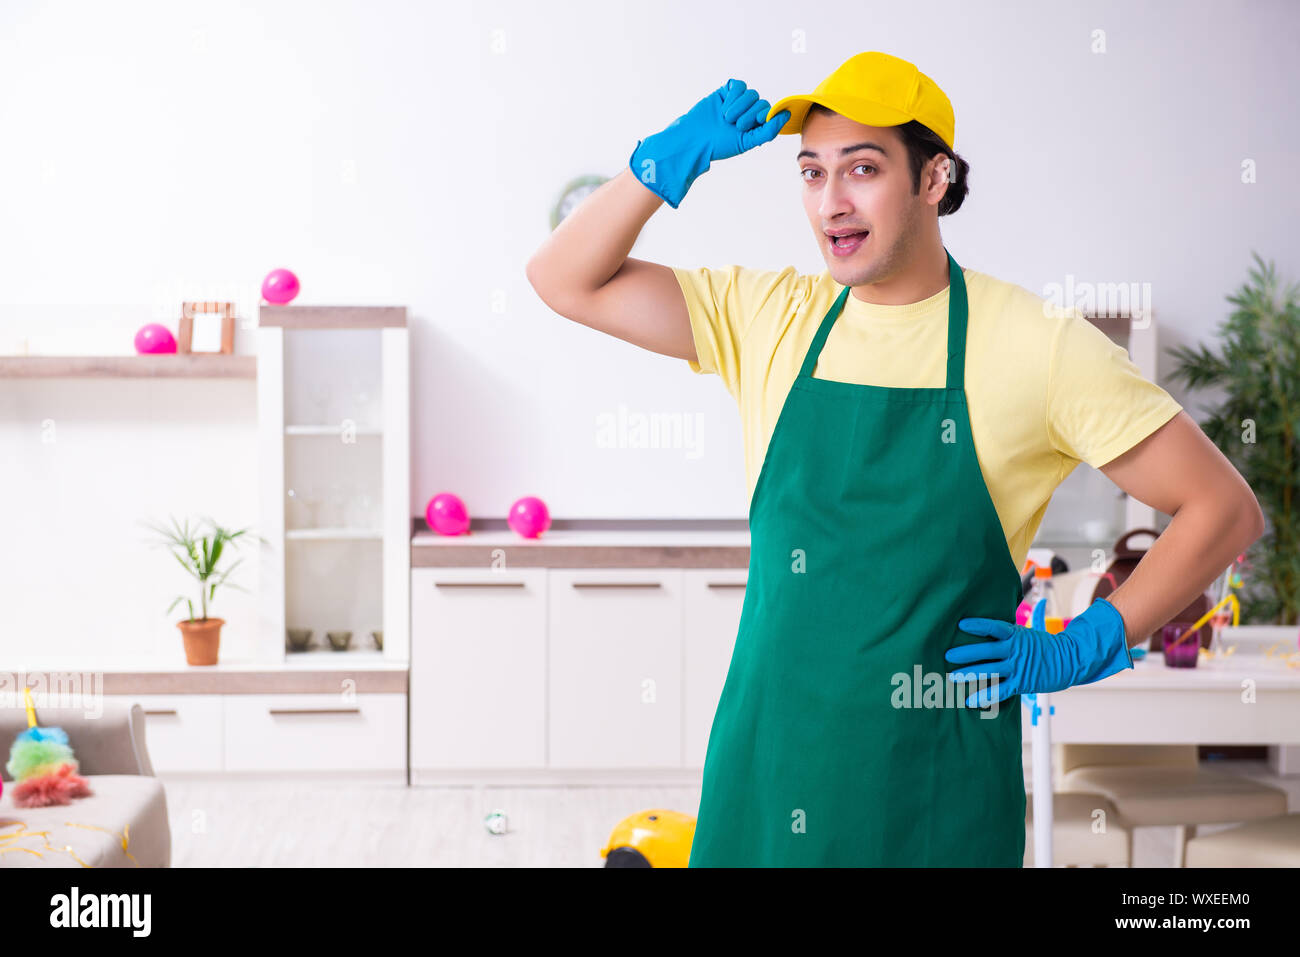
[944,597,1135,708]
[629,79,790,209]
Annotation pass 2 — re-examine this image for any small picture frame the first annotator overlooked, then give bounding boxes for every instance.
[179,301,236,354]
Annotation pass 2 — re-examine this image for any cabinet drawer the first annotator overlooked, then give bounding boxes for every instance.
[410,567,547,769]
[223,693,405,771]
[683,569,747,767]
[126,694,224,773]
[548,568,683,768]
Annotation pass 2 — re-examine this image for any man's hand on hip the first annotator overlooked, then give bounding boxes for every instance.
[944,597,1134,707]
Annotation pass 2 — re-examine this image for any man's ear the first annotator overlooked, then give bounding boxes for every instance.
[925,155,952,206]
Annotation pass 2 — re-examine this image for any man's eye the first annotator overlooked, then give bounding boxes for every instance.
[801,166,874,181]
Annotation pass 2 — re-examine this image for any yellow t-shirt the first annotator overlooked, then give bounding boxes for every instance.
[674,263,1183,572]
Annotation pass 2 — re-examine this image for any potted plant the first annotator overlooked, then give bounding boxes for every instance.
[1167,252,1300,630]
[143,515,256,665]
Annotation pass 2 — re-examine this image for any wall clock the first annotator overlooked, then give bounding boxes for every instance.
[550,175,609,230]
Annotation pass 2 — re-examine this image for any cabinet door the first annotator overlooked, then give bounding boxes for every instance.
[128,694,224,772]
[223,693,405,771]
[683,569,747,768]
[410,567,547,769]
[548,568,683,768]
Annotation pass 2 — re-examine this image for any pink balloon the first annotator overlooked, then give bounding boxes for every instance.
[426,492,470,536]
[134,323,177,354]
[262,268,300,304]
[508,496,550,539]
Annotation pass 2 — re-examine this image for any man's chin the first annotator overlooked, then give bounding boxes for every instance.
[826,260,869,286]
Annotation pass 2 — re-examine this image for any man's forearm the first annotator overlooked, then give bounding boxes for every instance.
[525,169,662,309]
[1104,494,1264,644]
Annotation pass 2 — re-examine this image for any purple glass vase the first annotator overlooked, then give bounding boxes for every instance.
[1162,624,1200,668]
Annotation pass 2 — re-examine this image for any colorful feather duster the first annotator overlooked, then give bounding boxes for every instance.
[5,687,92,808]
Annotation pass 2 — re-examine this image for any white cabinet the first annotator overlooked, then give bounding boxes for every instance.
[121,691,405,774]
[547,569,684,769]
[257,308,410,665]
[410,567,547,769]
[408,559,751,776]
[683,570,747,767]
[222,693,406,772]
[134,694,224,773]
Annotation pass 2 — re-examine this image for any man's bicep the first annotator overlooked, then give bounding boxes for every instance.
[1102,408,1263,527]
[576,258,698,361]
[1098,411,1219,515]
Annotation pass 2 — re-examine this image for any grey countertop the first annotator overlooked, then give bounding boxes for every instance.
[410,518,752,568]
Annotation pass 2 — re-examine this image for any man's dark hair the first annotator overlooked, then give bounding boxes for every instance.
[805,103,969,215]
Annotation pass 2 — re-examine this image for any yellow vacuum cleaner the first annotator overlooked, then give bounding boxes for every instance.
[601,809,696,867]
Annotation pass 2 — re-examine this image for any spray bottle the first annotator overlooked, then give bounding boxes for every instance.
[1017,561,1064,632]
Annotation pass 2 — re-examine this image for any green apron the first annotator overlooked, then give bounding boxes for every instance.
[689,249,1026,867]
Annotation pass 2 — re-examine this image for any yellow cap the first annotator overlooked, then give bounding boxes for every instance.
[768,51,956,151]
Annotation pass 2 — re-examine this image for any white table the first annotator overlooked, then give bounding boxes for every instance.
[1024,649,1300,866]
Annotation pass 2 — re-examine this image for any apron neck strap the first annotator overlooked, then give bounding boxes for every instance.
[799,248,969,390]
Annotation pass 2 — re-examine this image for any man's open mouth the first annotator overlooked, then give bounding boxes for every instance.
[827,230,869,254]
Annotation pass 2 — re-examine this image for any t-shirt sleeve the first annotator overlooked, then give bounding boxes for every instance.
[671,264,798,398]
[1046,311,1184,468]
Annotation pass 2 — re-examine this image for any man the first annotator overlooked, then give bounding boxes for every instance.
[525,51,1264,867]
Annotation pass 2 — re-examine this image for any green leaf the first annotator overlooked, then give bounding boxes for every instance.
[211,557,244,588]
[171,549,197,578]
[1170,251,1300,623]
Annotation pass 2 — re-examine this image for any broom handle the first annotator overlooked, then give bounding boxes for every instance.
[22,686,36,729]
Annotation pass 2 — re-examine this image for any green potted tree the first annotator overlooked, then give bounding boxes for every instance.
[143,515,256,665]
[1167,252,1300,628]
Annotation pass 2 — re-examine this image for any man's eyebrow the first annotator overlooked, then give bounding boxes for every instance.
[796,142,889,161]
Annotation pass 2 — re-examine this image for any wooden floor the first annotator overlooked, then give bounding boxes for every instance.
[162,780,702,867]
[160,760,1297,867]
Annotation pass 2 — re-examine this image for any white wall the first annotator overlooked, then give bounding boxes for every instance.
[1,0,1297,654]
[0,377,261,661]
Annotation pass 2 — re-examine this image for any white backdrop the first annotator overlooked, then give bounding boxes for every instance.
[1,0,1297,654]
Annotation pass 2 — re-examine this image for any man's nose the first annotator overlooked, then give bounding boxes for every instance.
[819,177,854,221]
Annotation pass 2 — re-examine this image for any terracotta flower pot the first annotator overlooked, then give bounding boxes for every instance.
[177,617,224,666]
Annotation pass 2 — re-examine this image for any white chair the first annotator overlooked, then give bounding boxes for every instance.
[1184,813,1300,867]
[1055,744,1288,867]
[1025,791,1131,866]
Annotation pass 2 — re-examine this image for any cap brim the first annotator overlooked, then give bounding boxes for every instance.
[767,93,915,136]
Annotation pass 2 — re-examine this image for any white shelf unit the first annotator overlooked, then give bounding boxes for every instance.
[257,306,410,665]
